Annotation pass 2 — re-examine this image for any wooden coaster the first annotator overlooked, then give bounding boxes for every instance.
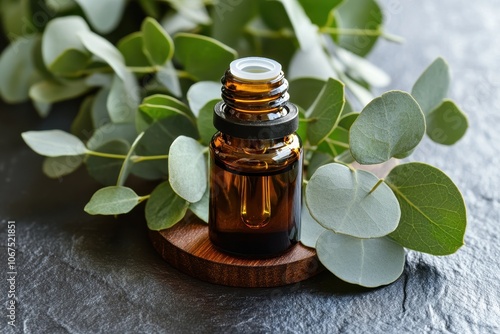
[149,214,323,288]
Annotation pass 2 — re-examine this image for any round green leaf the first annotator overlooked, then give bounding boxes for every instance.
[86,139,130,186]
[71,95,95,139]
[84,186,141,215]
[411,57,450,115]
[300,205,327,249]
[107,75,139,124]
[74,0,127,33]
[338,112,359,130]
[187,81,221,117]
[0,36,37,103]
[29,79,90,104]
[299,0,342,26]
[307,152,334,179]
[317,231,405,287]
[156,62,182,97]
[132,116,198,179]
[189,186,209,223]
[334,0,383,56]
[174,33,237,81]
[306,78,345,146]
[43,155,84,178]
[49,49,90,76]
[117,32,150,67]
[86,123,137,150]
[141,17,174,66]
[22,130,87,157]
[197,99,218,145]
[349,91,425,165]
[168,136,207,203]
[306,163,400,238]
[146,181,189,230]
[42,16,90,69]
[317,126,349,157]
[426,99,468,145]
[289,77,326,110]
[143,94,192,116]
[385,162,467,255]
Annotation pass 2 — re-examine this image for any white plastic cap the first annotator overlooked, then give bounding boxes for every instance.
[229,57,282,81]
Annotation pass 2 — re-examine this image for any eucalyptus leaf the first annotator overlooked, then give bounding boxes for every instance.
[92,88,111,128]
[307,152,334,179]
[79,30,128,80]
[289,77,325,110]
[385,162,467,255]
[86,123,137,150]
[156,62,182,97]
[189,186,209,223]
[48,49,90,77]
[84,186,141,215]
[317,126,349,157]
[143,94,192,116]
[168,136,207,203]
[146,181,189,230]
[107,75,139,124]
[117,133,145,186]
[187,81,221,117]
[334,0,383,56]
[174,33,237,81]
[43,155,84,178]
[317,231,405,287]
[74,0,127,33]
[132,116,198,179]
[336,47,390,88]
[22,130,87,157]
[426,99,468,145]
[142,17,174,66]
[338,112,359,130]
[197,99,219,145]
[71,95,94,139]
[211,0,256,46]
[411,57,450,115]
[168,0,211,25]
[86,139,130,185]
[42,16,90,69]
[276,0,317,50]
[118,32,150,67]
[0,36,37,103]
[29,79,90,104]
[288,44,336,81]
[306,163,400,238]
[161,12,199,36]
[298,0,342,26]
[349,91,425,165]
[306,78,345,146]
[300,205,327,248]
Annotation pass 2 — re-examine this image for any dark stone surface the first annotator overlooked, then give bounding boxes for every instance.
[1,0,499,333]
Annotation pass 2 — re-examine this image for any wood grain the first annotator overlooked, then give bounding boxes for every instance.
[149,214,323,288]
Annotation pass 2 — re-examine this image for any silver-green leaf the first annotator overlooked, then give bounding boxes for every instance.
[316,231,405,287]
[84,186,141,215]
[22,130,87,157]
[146,181,189,230]
[385,162,467,255]
[426,99,468,145]
[168,136,207,203]
[306,163,400,238]
[411,57,450,116]
[349,91,425,165]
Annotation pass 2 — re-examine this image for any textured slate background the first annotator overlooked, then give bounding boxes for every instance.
[1,0,499,333]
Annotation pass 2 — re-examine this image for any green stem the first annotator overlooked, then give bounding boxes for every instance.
[138,195,150,203]
[369,179,384,194]
[126,65,159,73]
[131,154,169,163]
[299,117,318,123]
[319,27,384,37]
[244,26,295,39]
[86,150,128,159]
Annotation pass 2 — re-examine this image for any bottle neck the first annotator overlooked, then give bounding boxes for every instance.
[221,70,290,121]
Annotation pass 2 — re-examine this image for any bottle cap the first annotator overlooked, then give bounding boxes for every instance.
[229,57,282,81]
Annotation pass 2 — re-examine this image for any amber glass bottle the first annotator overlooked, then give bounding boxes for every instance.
[209,57,302,258]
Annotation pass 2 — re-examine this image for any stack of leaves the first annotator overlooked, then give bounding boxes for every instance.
[2,0,468,287]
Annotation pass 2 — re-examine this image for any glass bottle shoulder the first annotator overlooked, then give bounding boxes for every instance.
[210,132,302,173]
